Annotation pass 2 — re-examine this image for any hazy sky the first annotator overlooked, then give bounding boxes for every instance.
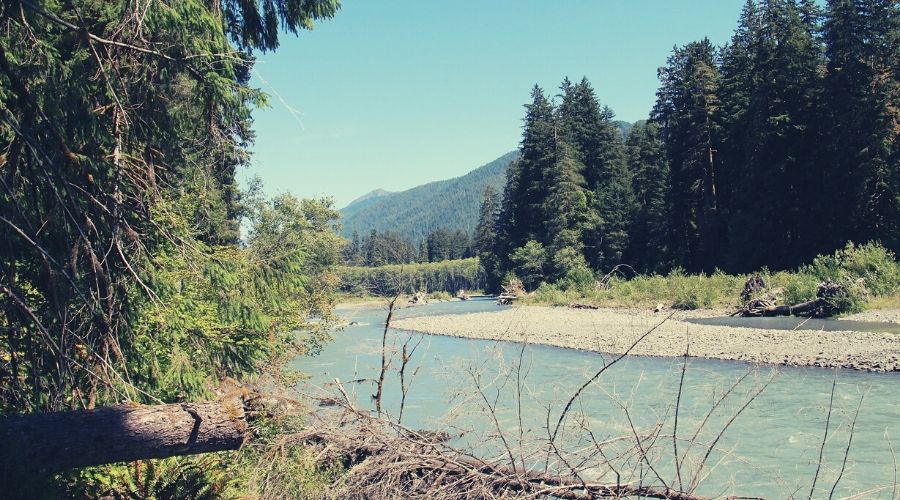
[246,0,748,207]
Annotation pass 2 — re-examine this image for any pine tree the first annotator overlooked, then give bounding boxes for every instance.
[823,0,900,253]
[558,78,635,270]
[543,147,592,278]
[725,0,826,270]
[626,122,671,273]
[718,0,761,232]
[475,186,502,291]
[508,86,557,249]
[653,39,723,272]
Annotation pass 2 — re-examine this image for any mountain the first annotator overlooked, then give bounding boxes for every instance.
[340,151,520,242]
[342,189,393,217]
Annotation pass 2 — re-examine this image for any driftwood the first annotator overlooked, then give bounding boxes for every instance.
[0,400,246,478]
[497,279,525,305]
[296,407,728,500]
[735,279,850,318]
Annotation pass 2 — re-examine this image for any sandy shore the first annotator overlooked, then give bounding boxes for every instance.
[392,306,900,372]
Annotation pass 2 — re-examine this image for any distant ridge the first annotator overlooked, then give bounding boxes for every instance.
[339,151,519,242]
[344,189,392,211]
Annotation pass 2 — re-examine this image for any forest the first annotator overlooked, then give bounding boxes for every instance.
[342,227,474,267]
[0,0,347,496]
[0,0,898,498]
[481,0,899,291]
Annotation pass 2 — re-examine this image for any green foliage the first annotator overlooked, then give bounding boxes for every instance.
[552,247,595,293]
[808,242,900,297]
[523,244,900,315]
[0,0,344,495]
[510,241,548,291]
[492,1,898,283]
[429,291,454,301]
[339,258,485,296]
[475,186,502,292]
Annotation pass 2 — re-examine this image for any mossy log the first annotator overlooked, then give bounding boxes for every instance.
[0,400,246,478]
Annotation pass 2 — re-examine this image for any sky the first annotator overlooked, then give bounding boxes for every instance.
[246,0,748,208]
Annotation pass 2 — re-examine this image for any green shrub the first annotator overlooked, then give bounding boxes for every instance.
[532,283,570,306]
[809,242,900,297]
[779,272,819,305]
[429,291,453,301]
[510,241,548,291]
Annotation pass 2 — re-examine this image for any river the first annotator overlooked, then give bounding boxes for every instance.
[294,298,900,499]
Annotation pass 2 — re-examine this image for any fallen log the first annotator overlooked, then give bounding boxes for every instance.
[735,298,824,317]
[0,399,246,478]
[734,280,852,317]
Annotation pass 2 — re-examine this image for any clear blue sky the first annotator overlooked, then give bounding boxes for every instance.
[246,0,748,208]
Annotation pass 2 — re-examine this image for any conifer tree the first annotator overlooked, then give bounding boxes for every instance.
[823,0,900,253]
[626,122,671,273]
[508,86,557,249]
[653,39,723,272]
[725,0,825,270]
[558,78,635,270]
[475,186,501,290]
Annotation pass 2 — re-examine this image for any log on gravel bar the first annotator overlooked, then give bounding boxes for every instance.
[0,399,246,478]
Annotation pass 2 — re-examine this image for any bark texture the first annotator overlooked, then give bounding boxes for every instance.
[0,400,246,477]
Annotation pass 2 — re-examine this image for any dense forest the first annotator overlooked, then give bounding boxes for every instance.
[0,0,345,496]
[342,228,473,266]
[480,0,899,291]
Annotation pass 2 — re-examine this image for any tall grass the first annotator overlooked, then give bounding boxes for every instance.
[524,243,900,313]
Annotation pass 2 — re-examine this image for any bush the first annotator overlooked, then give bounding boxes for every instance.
[553,247,596,293]
[510,241,548,291]
[532,283,570,306]
[429,291,453,301]
[809,242,900,297]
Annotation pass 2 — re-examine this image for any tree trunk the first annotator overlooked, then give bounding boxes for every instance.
[0,400,246,478]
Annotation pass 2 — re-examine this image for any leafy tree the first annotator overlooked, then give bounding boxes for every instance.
[510,240,548,291]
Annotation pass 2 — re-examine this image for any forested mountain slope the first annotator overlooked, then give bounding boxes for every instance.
[340,151,519,242]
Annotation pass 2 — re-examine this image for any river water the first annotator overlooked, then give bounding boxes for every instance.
[294,299,900,499]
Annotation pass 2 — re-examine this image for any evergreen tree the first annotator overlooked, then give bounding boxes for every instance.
[626,122,671,273]
[726,0,826,270]
[557,78,634,270]
[474,186,502,291]
[653,39,723,272]
[510,86,557,248]
[822,0,900,253]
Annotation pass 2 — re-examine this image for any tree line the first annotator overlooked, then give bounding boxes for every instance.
[477,0,899,291]
[343,228,474,266]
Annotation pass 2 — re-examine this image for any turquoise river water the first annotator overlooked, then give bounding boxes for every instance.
[294,298,900,499]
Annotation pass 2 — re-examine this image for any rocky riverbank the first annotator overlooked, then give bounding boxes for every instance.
[391,306,900,372]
